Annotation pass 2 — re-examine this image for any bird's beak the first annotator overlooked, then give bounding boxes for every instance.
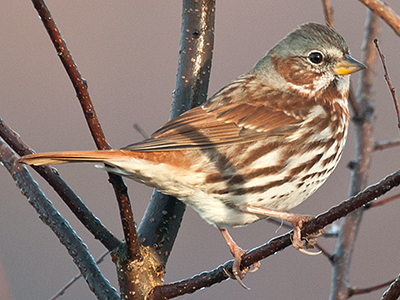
[334,54,366,75]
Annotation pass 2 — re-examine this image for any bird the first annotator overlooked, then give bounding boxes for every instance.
[19,23,365,287]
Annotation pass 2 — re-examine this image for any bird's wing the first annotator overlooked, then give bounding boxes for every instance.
[123,74,308,152]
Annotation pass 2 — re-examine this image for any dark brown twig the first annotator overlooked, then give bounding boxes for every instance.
[0,139,119,300]
[31,0,139,261]
[365,192,400,208]
[321,0,334,28]
[349,278,395,297]
[374,39,400,129]
[314,243,334,262]
[148,168,400,300]
[381,274,400,300]
[358,0,400,37]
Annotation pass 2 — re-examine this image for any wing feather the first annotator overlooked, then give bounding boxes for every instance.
[123,74,307,152]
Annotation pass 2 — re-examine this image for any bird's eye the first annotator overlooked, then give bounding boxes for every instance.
[308,52,323,64]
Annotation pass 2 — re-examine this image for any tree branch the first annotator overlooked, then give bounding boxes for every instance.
[364,192,400,208]
[0,118,120,251]
[49,251,111,300]
[0,139,119,300]
[358,0,400,37]
[31,0,138,261]
[322,0,334,28]
[330,10,380,300]
[349,278,394,297]
[381,274,400,300]
[374,39,400,129]
[137,0,216,266]
[147,168,400,300]
[374,138,400,151]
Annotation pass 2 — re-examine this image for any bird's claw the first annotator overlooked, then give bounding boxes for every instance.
[291,227,324,256]
[222,265,250,290]
[247,261,261,273]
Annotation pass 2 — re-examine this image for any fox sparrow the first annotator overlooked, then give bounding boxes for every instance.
[20,23,365,286]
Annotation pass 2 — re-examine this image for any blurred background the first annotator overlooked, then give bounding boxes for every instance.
[1,1,400,299]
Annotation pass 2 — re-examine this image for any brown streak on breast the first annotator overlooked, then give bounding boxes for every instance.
[289,153,323,177]
[235,141,280,169]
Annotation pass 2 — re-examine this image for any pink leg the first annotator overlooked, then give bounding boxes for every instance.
[244,206,320,255]
[219,228,250,289]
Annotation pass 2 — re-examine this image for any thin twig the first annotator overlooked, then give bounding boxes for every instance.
[31,0,139,261]
[133,123,149,139]
[147,168,400,300]
[381,273,400,300]
[358,0,400,37]
[349,278,395,297]
[374,39,400,129]
[50,251,111,300]
[365,192,400,208]
[321,0,334,28]
[314,243,334,262]
[0,139,119,300]
[375,138,400,151]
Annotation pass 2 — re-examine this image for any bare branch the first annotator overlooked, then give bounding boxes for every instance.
[133,123,149,139]
[0,139,119,300]
[50,251,111,300]
[365,192,400,208]
[0,118,120,251]
[349,278,394,297]
[31,0,138,261]
[381,274,400,300]
[375,138,400,151]
[138,0,216,267]
[330,10,380,300]
[147,168,400,300]
[314,243,334,262]
[349,88,362,123]
[358,0,400,37]
[321,0,334,28]
[374,39,400,129]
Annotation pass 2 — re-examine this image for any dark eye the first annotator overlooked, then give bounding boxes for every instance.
[308,52,323,64]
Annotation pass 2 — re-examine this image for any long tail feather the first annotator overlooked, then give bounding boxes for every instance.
[18,150,130,166]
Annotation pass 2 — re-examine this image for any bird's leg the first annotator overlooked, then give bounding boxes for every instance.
[244,206,321,255]
[219,228,253,289]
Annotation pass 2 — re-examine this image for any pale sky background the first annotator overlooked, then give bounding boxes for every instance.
[1,1,400,299]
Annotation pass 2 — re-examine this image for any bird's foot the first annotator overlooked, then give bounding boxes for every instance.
[290,216,323,255]
[220,228,260,289]
[245,206,322,255]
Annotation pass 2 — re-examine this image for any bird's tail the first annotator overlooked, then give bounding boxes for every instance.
[18,150,133,166]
